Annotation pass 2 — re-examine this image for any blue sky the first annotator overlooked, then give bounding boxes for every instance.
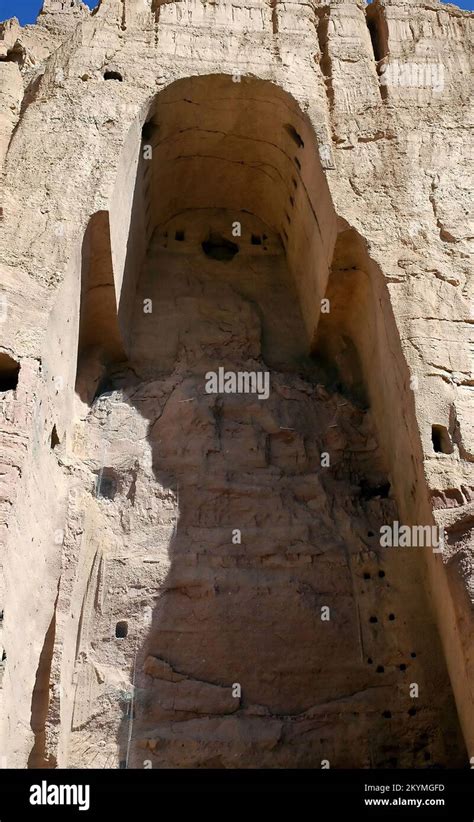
[0,0,472,26]
[1,1,98,25]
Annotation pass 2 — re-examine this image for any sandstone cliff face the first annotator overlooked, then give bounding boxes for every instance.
[0,0,472,769]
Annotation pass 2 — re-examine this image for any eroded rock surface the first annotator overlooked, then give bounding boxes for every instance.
[0,0,472,769]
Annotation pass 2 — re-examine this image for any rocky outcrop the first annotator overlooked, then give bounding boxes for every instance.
[0,0,472,769]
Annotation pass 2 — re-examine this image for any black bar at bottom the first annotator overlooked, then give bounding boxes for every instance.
[0,769,472,819]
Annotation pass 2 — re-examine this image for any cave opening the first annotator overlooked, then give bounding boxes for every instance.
[366,3,389,100]
[366,2,389,64]
[432,424,453,455]
[50,425,60,450]
[95,467,119,500]
[202,232,239,261]
[115,621,128,639]
[0,352,20,392]
[104,70,123,82]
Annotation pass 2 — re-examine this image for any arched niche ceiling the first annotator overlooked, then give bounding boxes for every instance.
[142,74,338,341]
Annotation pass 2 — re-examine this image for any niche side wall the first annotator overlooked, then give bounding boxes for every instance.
[313,222,474,755]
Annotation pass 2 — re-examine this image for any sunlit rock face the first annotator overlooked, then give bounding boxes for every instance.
[0,0,472,769]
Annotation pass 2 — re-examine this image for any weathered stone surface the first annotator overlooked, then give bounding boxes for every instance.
[144,655,187,682]
[0,0,472,770]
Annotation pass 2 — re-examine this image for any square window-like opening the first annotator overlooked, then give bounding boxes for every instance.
[95,467,119,500]
[251,234,262,245]
[431,424,453,454]
[175,230,185,241]
[115,620,128,639]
